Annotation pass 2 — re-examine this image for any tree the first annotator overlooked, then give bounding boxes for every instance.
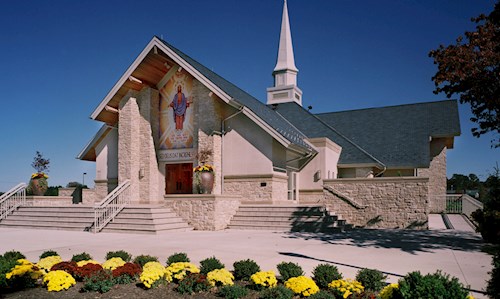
[429,2,500,147]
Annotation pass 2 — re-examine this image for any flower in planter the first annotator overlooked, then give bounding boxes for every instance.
[28,151,50,195]
[207,268,234,287]
[285,276,319,297]
[193,164,215,173]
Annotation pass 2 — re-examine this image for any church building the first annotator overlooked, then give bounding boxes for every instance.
[78,1,460,230]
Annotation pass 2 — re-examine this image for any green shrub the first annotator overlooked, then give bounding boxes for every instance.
[39,250,59,259]
[351,290,379,298]
[166,252,190,265]
[312,263,342,289]
[233,259,261,281]
[200,256,225,275]
[355,268,387,291]
[133,255,158,268]
[259,285,294,299]
[71,252,93,262]
[81,269,115,293]
[105,250,132,262]
[2,251,25,261]
[472,173,500,244]
[176,273,210,294]
[0,256,20,290]
[308,290,336,299]
[277,261,304,281]
[218,284,249,299]
[487,250,500,299]
[394,271,469,299]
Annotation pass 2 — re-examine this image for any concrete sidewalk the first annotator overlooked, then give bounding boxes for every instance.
[0,227,492,298]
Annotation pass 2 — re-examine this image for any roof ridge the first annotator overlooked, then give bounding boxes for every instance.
[315,99,458,116]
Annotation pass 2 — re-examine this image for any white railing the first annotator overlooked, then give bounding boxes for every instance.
[93,180,131,233]
[0,183,27,221]
[431,194,484,217]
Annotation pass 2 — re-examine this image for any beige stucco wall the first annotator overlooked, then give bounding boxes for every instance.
[323,177,429,229]
[299,137,341,190]
[166,194,241,230]
[95,129,118,181]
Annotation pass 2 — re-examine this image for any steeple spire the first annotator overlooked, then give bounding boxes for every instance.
[274,0,298,73]
[267,0,303,106]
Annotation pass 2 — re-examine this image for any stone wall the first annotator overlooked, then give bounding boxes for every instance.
[323,177,429,229]
[26,196,73,206]
[298,189,324,204]
[166,195,241,230]
[224,173,288,202]
[418,139,447,213]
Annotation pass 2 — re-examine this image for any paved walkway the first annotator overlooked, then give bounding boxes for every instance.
[0,227,492,298]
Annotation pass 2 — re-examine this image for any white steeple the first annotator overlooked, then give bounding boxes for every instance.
[267,0,303,106]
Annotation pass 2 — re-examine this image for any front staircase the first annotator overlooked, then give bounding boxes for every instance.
[228,204,352,233]
[0,205,191,234]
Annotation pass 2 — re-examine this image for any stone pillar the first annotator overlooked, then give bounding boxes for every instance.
[137,87,161,203]
[118,91,141,202]
[198,131,222,195]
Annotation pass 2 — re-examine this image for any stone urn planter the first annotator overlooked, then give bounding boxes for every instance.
[199,172,214,194]
[29,174,48,196]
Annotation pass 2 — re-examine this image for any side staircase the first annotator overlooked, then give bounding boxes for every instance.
[0,205,191,234]
[228,204,352,233]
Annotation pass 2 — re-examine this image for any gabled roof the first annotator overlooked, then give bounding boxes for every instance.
[316,100,461,168]
[276,100,460,168]
[90,36,313,154]
[77,124,114,161]
[274,102,383,167]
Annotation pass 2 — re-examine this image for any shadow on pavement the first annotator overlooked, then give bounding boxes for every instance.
[282,228,485,255]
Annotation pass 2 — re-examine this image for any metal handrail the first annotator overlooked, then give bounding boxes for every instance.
[93,180,131,233]
[0,183,27,221]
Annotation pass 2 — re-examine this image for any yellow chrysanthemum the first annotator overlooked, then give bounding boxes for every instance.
[37,255,62,274]
[76,260,100,267]
[379,283,398,299]
[207,268,234,287]
[164,262,200,283]
[328,279,364,298]
[285,276,319,297]
[250,271,278,288]
[6,259,42,280]
[43,270,76,292]
[140,262,166,288]
[102,257,126,270]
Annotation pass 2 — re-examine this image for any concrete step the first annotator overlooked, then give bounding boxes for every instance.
[4,216,93,223]
[228,204,351,233]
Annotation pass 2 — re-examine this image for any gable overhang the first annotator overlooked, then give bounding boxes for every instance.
[90,36,310,155]
[77,124,114,161]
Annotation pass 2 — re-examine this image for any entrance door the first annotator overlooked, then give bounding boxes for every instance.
[165,163,193,194]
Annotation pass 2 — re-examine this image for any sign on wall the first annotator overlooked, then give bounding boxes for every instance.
[158,66,195,162]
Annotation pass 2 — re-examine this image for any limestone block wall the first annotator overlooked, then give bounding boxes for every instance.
[58,188,75,197]
[323,177,429,229]
[224,173,288,202]
[26,196,73,206]
[418,139,447,213]
[166,195,241,230]
[298,189,324,204]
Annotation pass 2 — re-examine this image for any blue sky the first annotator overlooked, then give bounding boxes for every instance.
[0,0,498,192]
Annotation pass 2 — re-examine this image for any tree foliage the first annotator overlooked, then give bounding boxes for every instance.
[429,2,500,147]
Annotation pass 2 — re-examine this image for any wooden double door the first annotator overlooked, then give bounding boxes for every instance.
[165,163,193,194]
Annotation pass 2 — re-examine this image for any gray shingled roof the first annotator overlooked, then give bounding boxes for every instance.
[158,37,313,152]
[316,100,461,168]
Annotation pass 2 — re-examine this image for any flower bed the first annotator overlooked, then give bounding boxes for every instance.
[0,250,476,299]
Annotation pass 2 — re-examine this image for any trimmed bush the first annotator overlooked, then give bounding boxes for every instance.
[487,250,500,299]
[105,250,131,262]
[71,252,92,263]
[233,259,261,281]
[39,250,59,259]
[200,256,224,275]
[355,268,387,291]
[166,252,190,265]
[176,273,210,294]
[133,255,158,268]
[2,251,25,261]
[394,271,469,299]
[312,263,342,289]
[277,261,304,281]
[259,285,294,299]
[81,269,115,293]
[309,290,336,299]
[218,284,249,299]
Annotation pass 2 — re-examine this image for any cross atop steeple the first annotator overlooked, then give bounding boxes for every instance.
[267,0,303,106]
